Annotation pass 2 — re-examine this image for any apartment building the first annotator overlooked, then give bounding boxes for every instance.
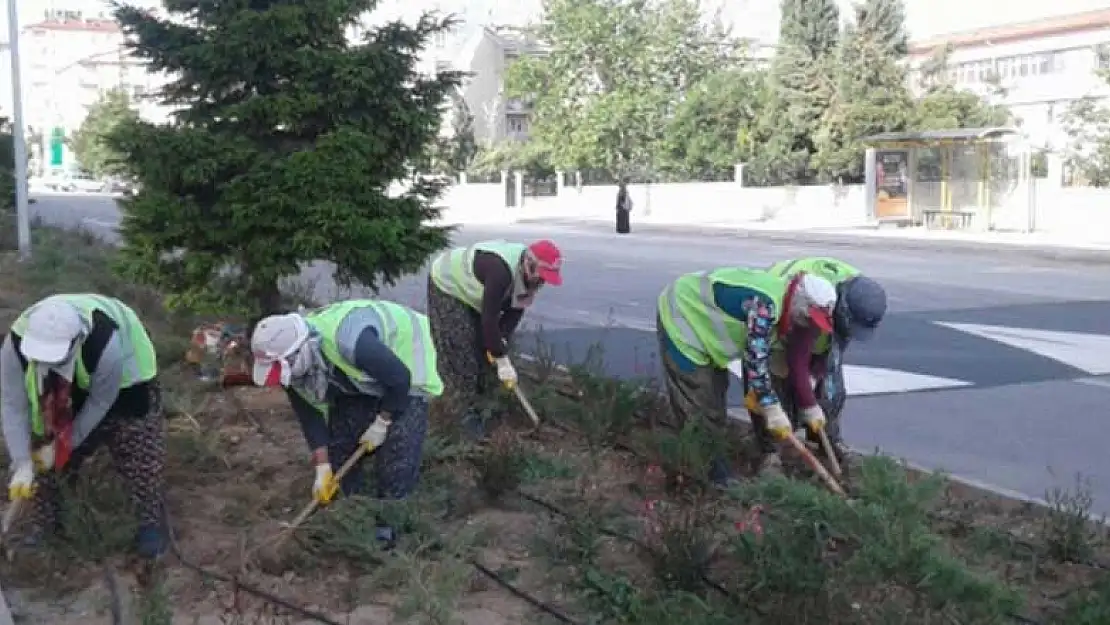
[908,9,1110,149]
[447,25,545,144]
[3,9,173,172]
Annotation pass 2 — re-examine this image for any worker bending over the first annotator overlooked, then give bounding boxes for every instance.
[1,294,167,558]
[427,239,563,437]
[250,299,442,546]
[656,269,839,485]
[766,257,887,460]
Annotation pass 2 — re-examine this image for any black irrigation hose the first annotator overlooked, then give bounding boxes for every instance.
[469,558,582,625]
[516,414,1055,625]
[163,509,346,625]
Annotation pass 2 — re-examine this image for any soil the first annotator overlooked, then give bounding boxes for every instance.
[0,373,1105,625]
[0,235,1105,624]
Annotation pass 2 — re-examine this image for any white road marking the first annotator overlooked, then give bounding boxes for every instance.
[726,361,971,396]
[936,322,1110,375]
[1075,377,1110,390]
[80,217,118,228]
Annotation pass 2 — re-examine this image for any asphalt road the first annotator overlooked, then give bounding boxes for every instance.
[27,193,1110,515]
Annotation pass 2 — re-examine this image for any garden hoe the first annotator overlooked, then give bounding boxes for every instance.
[282,443,375,533]
[487,353,542,429]
[815,428,843,478]
[783,432,846,497]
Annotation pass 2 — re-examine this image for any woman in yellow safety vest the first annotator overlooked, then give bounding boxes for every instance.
[0,294,166,559]
[656,268,840,485]
[766,256,887,461]
[426,239,563,438]
[250,299,442,547]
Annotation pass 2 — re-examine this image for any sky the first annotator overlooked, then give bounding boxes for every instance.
[4,0,1110,44]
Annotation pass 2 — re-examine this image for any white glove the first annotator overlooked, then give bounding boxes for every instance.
[494,356,517,388]
[32,443,55,473]
[312,463,339,505]
[801,405,827,432]
[763,403,792,440]
[359,416,391,453]
[8,463,35,501]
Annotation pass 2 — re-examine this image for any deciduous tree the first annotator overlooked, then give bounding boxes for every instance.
[1061,95,1110,187]
[910,46,1011,130]
[107,0,463,315]
[504,0,732,180]
[659,65,767,181]
[70,87,139,178]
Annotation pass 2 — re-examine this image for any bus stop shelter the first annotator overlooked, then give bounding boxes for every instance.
[861,127,1034,232]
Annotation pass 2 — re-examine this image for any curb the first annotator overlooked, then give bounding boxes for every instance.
[516,351,1110,525]
[512,217,1110,264]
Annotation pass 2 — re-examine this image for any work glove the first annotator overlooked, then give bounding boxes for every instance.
[312,463,339,506]
[8,463,35,501]
[763,403,793,441]
[32,442,56,474]
[493,355,517,389]
[800,404,827,433]
[359,415,392,453]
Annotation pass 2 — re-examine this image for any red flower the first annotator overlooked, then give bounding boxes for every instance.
[734,505,764,537]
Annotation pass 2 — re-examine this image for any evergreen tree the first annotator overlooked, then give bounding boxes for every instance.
[757,0,841,184]
[107,0,462,315]
[814,0,912,183]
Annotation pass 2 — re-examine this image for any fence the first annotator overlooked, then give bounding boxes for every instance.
[436,160,1110,240]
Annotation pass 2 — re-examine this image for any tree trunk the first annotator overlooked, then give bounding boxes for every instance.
[249,279,284,318]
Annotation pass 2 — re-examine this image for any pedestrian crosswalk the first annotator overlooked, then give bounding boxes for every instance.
[725,322,1110,397]
[933,322,1110,376]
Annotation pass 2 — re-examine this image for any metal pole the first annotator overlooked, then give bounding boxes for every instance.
[6,0,30,260]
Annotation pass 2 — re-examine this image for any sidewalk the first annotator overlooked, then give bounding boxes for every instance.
[514,215,1110,262]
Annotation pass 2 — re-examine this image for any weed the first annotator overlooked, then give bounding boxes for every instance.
[471,429,528,502]
[1063,575,1110,624]
[543,475,614,566]
[564,345,648,450]
[639,419,730,494]
[392,542,473,625]
[519,451,577,484]
[52,469,137,562]
[640,495,723,592]
[1041,473,1104,563]
[138,579,173,625]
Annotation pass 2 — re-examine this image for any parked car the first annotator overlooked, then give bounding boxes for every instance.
[62,171,109,193]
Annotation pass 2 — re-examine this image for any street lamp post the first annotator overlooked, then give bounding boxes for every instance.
[6,0,30,259]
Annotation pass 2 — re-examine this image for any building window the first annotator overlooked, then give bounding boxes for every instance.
[505,113,528,136]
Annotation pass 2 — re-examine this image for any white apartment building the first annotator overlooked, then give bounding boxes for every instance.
[10,12,173,172]
[447,25,546,144]
[908,8,1110,150]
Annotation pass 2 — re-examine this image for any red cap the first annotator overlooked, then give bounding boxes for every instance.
[527,240,563,286]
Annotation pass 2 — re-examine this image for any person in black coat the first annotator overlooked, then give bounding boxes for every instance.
[615,180,631,234]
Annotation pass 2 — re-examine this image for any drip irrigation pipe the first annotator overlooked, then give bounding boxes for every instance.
[164,509,346,625]
[469,559,581,625]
